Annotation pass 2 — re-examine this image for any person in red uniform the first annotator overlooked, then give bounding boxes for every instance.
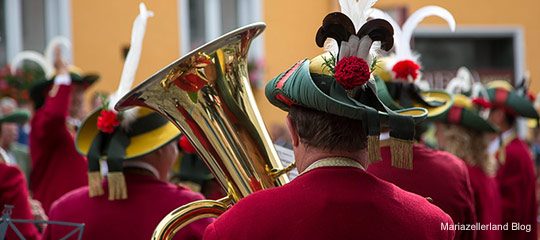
[486,80,538,239]
[371,65,476,236]
[29,48,98,214]
[432,94,503,240]
[204,11,455,240]
[0,164,40,240]
[42,106,213,240]
[368,7,476,237]
[0,110,46,240]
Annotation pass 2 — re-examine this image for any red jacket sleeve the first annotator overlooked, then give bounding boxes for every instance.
[460,162,478,240]
[203,223,219,240]
[0,164,40,240]
[31,84,72,144]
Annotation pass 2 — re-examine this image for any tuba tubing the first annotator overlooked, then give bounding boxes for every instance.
[151,196,232,240]
[116,23,293,239]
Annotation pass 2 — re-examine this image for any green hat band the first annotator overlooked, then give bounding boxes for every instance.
[86,112,169,173]
[383,82,445,108]
[374,77,454,119]
[432,105,498,133]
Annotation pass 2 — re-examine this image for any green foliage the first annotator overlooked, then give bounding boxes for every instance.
[370,56,380,73]
[321,52,337,76]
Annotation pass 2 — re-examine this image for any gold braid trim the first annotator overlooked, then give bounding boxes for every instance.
[368,135,381,164]
[498,132,516,165]
[390,137,413,170]
[107,172,127,200]
[498,147,506,165]
[88,171,104,197]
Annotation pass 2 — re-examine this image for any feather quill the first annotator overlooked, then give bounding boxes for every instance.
[339,0,377,32]
[399,6,455,60]
[108,3,154,111]
[446,67,473,94]
[326,0,377,56]
[10,51,52,78]
[368,9,400,50]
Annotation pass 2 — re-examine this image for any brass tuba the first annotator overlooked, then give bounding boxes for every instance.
[115,23,293,240]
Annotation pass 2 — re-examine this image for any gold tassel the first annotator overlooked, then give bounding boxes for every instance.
[88,171,104,197]
[107,172,127,200]
[390,137,413,170]
[498,147,506,165]
[368,135,381,164]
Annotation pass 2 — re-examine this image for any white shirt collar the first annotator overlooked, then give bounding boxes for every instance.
[379,132,390,141]
[488,128,515,155]
[122,161,160,179]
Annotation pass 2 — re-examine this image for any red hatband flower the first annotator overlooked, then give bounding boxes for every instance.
[392,60,421,81]
[334,56,371,89]
[97,110,120,133]
[472,98,493,109]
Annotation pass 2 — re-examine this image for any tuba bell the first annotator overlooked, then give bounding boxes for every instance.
[115,23,294,240]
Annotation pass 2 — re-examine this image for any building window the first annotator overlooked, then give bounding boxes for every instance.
[179,0,265,87]
[413,27,524,87]
[1,0,72,65]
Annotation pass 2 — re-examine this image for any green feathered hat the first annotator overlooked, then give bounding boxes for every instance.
[486,80,539,119]
[266,12,429,169]
[431,94,499,132]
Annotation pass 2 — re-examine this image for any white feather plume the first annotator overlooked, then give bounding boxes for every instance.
[368,8,401,49]
[323,39,339,58]
[446,67,473,94]
[10,51,52,78]
[471,82,489,99]
[44,36,72,71]
[399,6,456,61]
[339,0,378,32]
[108,3,154,111]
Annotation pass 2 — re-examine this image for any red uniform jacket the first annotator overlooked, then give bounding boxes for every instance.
[0,164,40,240]
[42,172,213,240]
[203,166,455,240]
[29,85,88,213]
[367,144,476,240]
[467,165,502,240]
[496,137,537,239]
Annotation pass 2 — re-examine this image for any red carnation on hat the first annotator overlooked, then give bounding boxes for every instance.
[392,60,421,81]
[472,97,493,109]
[528,92,535,102]
[97,110,120,133]
[334,56,371,89]
[179,135,196,154]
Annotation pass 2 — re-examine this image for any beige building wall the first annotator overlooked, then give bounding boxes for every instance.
[72,0,181,111]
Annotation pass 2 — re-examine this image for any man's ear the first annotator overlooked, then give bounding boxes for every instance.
[286,116,299,147]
